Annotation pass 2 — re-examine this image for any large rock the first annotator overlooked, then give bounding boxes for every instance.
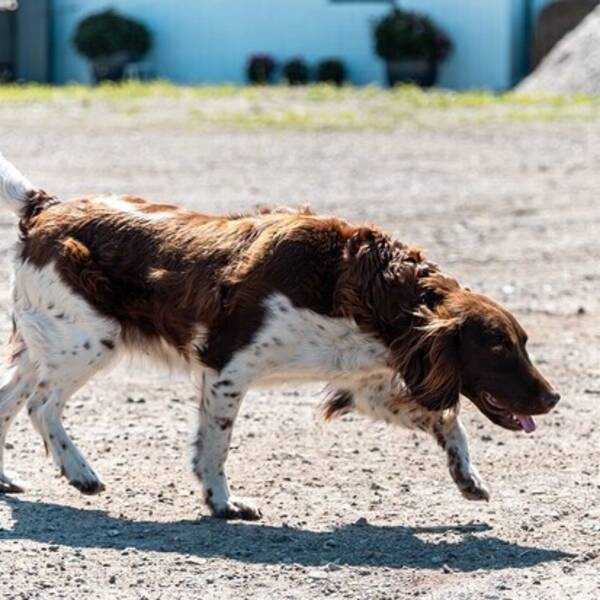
[531,0,599,68]
[519,4,600,93]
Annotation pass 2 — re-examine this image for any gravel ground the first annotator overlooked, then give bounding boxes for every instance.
[0,97,599,599]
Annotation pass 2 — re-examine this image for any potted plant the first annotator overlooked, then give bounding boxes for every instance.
[282,58,310,85]
[247,54,276,85]
[374,7,452,87]
[73,9,152,83]
[315,59,347,86]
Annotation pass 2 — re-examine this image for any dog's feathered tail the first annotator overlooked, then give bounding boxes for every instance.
[0,152,35,215]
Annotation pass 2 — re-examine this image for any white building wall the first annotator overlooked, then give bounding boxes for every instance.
[51,0,552,90]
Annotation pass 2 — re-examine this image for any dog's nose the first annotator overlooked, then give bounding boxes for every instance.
[541,391,560,409]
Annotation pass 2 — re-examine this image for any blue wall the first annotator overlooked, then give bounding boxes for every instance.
[51,0,553,90]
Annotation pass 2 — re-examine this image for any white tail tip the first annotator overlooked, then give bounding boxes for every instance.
[0,152,34,214]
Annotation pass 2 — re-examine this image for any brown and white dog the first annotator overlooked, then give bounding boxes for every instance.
[0,153,559,519]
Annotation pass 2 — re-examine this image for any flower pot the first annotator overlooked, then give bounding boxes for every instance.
[247,56,276,85]
[90,51,132,83]
[385,59,438,88]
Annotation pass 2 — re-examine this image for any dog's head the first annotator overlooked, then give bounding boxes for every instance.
[408,274,560,432]
[340,228,559,433]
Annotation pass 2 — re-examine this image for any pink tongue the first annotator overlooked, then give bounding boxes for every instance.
[516,415,537,433]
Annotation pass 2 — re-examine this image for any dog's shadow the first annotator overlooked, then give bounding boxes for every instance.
[0,497,570,571]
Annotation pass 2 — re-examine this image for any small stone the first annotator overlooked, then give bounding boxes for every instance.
[370,482,386,491]
[562,565,574,574]
[108,575,116,584]
[442,564,454,574]
[185,557,207,565]
[307,570,328,580]
[126,397,145,404]
[354,517,368,526]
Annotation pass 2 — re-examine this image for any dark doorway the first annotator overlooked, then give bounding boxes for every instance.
[0,0,50,83]
[0,3,16,81]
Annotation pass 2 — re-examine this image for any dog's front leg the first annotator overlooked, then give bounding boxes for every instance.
[332,374,489,501]
[431,413,490,502]
[192,371,261,520]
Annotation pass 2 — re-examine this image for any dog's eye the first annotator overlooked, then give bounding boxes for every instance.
[486,329,513,351]
[490,337,513,353]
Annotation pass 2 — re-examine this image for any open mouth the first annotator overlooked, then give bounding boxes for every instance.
[480,392,537,434]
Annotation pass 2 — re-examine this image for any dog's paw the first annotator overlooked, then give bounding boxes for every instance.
[69,479,106,496]
[210,497,262,520]
[59,458,104,495]
[459,474,490,502]
[0,473,24,494]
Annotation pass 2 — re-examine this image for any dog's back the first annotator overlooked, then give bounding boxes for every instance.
[18,193,353,362]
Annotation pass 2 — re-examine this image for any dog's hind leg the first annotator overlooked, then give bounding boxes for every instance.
[0,335,37,492]
[27,378,107,495]
[325,373,489,501]
[14,262,121,494]
[23,323,119,494]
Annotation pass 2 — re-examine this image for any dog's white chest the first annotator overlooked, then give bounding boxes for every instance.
[233,293,389,386]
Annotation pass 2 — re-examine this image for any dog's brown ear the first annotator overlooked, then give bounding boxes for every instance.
[399,315,461,412]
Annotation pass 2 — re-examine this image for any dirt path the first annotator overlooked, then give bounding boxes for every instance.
[0,99,599,599]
